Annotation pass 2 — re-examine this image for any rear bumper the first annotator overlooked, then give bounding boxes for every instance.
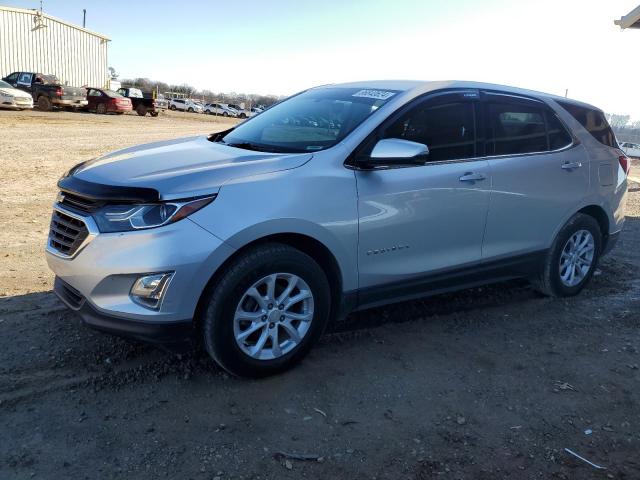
[54,277,193,350]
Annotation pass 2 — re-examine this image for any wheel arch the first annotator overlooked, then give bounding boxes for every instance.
[577,204,610,250]
[193,232,347,339]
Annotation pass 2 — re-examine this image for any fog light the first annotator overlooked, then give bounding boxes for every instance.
[130,272,173,310]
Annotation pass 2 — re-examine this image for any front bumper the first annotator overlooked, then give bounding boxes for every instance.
[1,99,33,109]
[46,204,235,329]
[54,99,88,107]
[54,277,193,349]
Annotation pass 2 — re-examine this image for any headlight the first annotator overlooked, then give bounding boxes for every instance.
[93,196,215,233]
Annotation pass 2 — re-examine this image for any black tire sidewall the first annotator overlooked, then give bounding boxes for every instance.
[546,214,602,296]
[202,245,331,377]
[38,96,51,111]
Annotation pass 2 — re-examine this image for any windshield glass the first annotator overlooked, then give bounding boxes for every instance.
[0,80,12,89]
[220,87,399,153]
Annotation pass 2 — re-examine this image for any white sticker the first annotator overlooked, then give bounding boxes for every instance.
[352,89,396,100]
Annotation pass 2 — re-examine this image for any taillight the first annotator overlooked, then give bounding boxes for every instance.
[55,88,63,96]
[619,155,630,176]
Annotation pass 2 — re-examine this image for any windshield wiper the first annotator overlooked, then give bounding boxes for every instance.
[223,141,307,154]
[225,142,276,152]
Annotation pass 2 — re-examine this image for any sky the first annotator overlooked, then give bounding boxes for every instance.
[7,0,640,119]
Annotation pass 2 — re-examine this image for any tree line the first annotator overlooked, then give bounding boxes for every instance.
[119,77,283,108]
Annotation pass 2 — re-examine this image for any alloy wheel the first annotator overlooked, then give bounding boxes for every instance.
[233,273,314,360]
[559,229,595,287]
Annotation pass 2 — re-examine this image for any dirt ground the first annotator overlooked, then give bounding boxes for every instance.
[1,110,639,480]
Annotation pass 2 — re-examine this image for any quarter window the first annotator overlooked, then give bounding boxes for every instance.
[557,101,616,148]
[383,102,476,162]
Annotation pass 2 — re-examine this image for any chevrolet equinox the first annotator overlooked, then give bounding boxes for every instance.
[46,81,629,377]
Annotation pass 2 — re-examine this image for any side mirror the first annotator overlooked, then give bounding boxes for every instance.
[368,138,429,165]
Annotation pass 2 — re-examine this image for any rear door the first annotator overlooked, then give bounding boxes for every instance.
[480,92,588,260]
[355,91,491,292]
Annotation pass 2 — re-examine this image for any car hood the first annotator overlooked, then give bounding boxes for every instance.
[65,135,313,201]
[0,87,31,98]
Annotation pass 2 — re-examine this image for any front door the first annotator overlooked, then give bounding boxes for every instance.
[355,92,491,297]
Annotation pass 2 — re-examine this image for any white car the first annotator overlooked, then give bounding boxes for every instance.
[169,98,203,113]
[0,79,33,110]
[204,103,238,117]
[619,141,640,159]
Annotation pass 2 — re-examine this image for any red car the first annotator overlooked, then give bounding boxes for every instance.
[86,88,132,114]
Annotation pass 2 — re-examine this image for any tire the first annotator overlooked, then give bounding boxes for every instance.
[150,111,159,117]
[239,113,246,119]
[170,105,176,111]
[37,96,51,111]
[188,107,194,113]
[201,243,331,377]
[96,103,107,115]
[136,104,147,116]
[222,111,228,117]
[532,213,602,297]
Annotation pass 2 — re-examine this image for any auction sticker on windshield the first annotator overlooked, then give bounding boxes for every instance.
[352,89,397,100]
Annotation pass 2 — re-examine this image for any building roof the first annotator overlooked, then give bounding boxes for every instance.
[0,5,110,40]
[614,4,640,29]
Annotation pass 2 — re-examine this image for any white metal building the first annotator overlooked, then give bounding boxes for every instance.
[0,6,110,87]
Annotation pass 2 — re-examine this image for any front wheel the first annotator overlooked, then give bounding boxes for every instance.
[532,213,602,297]
[201,243,331,377]
[96,103,107,114]
[136,104,147,116]
[37,96,51,111]
[150,111,159,117]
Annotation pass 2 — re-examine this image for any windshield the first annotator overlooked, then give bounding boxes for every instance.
[219,87,399,153]
[0,80,12,89]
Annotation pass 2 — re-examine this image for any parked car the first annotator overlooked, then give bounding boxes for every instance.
[619,141,640,159]
[204,102,237,117]
[169,98,203,113]
[2,71,87,111]
[0,79,33,110]
[116,87,164,117]
[46,80,628,377]
[228,103,249,118]
[86,88,132,114]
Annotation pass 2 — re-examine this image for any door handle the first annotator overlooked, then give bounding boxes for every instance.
[561,161,582,170]
[459,172,487,182]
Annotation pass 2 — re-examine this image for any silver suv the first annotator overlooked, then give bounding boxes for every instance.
[46,81,629,377]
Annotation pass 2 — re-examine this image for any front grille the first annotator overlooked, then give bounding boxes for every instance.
[59,191,104,213]
[49,210,89,256]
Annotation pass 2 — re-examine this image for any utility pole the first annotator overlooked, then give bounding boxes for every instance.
[565,88,568,98]
[83,9,86,27]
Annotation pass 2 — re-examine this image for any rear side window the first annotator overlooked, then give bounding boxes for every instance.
[485,102,547,155]
[558,102,616,147]
[546,112,573,150]
[383,102,476,162]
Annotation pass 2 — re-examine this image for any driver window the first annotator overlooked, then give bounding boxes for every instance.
[384,102,476,162]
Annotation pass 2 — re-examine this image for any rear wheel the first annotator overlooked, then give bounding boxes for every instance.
[222,111,229,117]
[532,213,602,297]
[170,105,177,111]
[136,104,147,116]
[150,111,159,117]
[37,96,51,111]
[201,243,331,377]
[96,103,107,114]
